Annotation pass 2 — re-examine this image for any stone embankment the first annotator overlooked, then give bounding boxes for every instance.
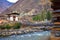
[0,28,43,37]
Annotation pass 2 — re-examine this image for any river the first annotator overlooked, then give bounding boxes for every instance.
[0,31,51,40]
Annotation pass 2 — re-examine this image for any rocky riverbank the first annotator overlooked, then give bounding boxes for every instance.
[0,27,44,37]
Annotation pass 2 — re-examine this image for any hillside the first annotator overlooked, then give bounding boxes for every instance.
[0,0,13,13]
[1,0,51,14]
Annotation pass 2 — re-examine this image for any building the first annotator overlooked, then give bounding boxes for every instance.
[51,0,60,24]
[6,12,19,21]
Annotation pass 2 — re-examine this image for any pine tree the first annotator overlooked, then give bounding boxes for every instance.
[46,11,52,20]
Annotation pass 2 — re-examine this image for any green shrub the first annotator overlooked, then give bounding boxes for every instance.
[0,22,22,29]
[13,22,22,29]
[0,23,11,29]
[4,24,11,29]
[46,11,52,20]
[33,11,47,21]
[0,25,2,28]
[33,14,41,21]
[0,25,5,29]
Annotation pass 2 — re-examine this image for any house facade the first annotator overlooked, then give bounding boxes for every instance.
[6,13,19,21]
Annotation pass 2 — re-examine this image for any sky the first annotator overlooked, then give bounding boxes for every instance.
[7,0,18,3]
[0,0,18,13]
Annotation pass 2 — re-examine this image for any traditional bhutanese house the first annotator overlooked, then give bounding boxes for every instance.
[6,12,20,21]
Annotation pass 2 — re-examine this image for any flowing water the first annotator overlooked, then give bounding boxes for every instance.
[0,31,51,40]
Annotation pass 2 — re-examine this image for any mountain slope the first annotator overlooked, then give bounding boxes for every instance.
[0,0,13,13]
[1,0,51,14]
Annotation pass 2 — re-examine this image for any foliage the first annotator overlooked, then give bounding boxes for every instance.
[32,10,52,21]
[13,22,22,29]
[46,11,52,20]
[0,22,22,29]
[0,25,5,29]
[33,14,41,21]
[33,11,46,21]
[41,11,46,21]
[4,24,11,29]
[0,23,11,29]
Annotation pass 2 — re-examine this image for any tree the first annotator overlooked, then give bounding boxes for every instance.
[33,10,47,21]
[33,14,41,21]
[41,11,46,21]
[46,11,52,20]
